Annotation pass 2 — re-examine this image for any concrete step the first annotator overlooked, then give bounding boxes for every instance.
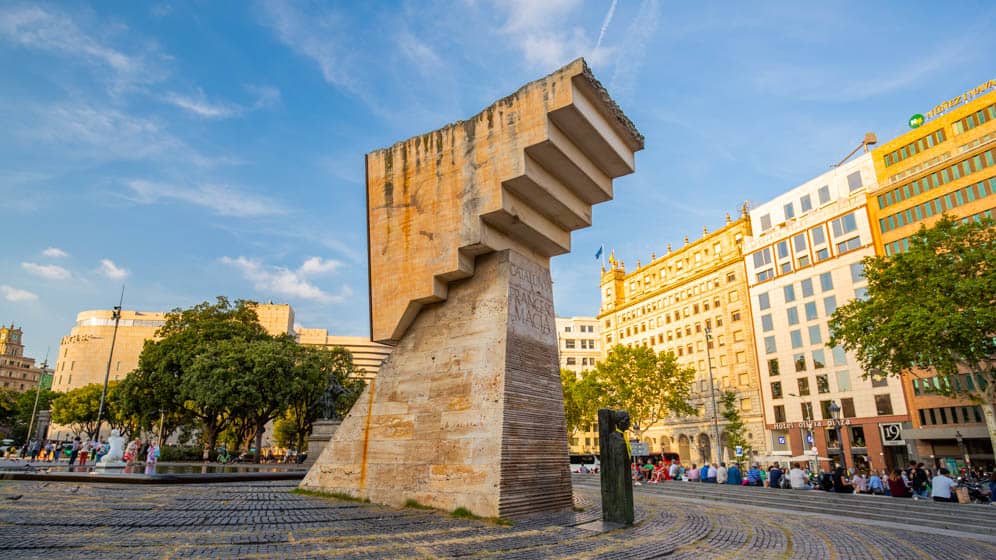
[572,477,996,537]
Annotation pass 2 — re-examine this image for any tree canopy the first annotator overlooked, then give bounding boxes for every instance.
[51,383,107,439]
[563,345,696,436]
[828,215,996,450]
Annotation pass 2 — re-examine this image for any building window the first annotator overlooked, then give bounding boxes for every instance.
[831,213,858,237]
[850,262,865,283]
[761,314,774,332]
[770,381,782,399]
[837,237,861,254]
[566,357,576,365]
[797,377,810,396]
[776,240,790,259]
[565,339,576,349]
[820,400,833,420]
[794,353,806,372]
[760,214,772,231]
[812,349,826,369]
[784,202,795,219]
[790,330,803,348]
[800,194,812,212]
[787,307,799,325]
[800,278,813,297]
[726,272,736,283]
[870,373,888,388]
[818,185,831,204]
[757,293,770,310]
[793,233,807,253]
[805,302,818,321]
[741,398,752,411]
[819,272,834,292]
[808,325,822,345]
[774,405,786,423]
[764,336,777,354]
[836,371,850,392]
[832,346,847,366]
[846,171,863,191]
[802,401,815,422]
[841,398,856,418]
[823,295,837,316]
[564,326,572,332]
[768,358,780,376]
[875,394,894,416]
[783,285,796,303]
[752,247,772,268]
[816,374,830,394]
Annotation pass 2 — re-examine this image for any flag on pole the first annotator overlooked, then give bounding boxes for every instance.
[595,245,604,261]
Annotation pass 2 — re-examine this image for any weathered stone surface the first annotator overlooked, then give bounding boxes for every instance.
[303,59,643,518]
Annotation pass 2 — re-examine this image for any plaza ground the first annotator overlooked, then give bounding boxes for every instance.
[1,475,994,559]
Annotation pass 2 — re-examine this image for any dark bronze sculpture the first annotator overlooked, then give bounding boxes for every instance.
[319,376,346,420]
[599,408,634,525]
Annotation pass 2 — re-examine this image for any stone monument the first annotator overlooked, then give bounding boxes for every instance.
[598,409,634,526]
[300,58,643,518]
[302,377,347,467]
[96,429,127,470]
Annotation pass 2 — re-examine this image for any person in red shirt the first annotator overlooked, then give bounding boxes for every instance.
[887,470,909,498]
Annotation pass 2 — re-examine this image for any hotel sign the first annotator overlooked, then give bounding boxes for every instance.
[772,418,852,430]
[910,78,996,128]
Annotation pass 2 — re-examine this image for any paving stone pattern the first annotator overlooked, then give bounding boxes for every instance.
[2,480,994,559]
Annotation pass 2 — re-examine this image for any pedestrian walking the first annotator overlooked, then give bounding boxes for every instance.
[911,463,929,500]
[68,437,81,466]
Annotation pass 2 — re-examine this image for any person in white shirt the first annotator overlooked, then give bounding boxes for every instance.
[716,463,728,484]
[789,463,811,490]
[668,461,679,481]
[930,468,957,503]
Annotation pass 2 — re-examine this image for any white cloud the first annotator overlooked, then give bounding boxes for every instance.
[257,1,355,91]
[0,4,164,90]
[1,285,38,302]
[164,90,241,119]
[99,259,129,280]
[609,0,662,102]
[396,31,443,73]
[495,0,591,68]
[42,247,69,258]
[21,262,71,280]
[124,179,286,217]
[298,256,343,276]
[221,256,351,304]
[247,84,281,109]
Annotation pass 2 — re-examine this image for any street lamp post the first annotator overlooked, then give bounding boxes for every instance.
[94,287,124,443]
[26,355,49,444]
[955,430,970,469]
[703,328,722,464]
[828,400,847,473]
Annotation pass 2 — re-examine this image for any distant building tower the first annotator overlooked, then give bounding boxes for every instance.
[0,325,43,392]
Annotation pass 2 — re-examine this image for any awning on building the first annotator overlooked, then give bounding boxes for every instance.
[901,426,990,440]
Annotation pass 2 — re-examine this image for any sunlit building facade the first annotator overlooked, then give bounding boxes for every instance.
[597,214,766,464]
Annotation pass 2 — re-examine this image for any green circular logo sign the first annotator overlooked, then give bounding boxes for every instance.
[908,114,925,129]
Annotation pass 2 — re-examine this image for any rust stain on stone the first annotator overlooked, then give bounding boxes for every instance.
[358,378,377,492]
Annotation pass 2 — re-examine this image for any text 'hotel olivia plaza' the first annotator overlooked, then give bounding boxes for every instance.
[560,78,996,472]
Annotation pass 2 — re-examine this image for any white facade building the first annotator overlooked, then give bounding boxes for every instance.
[744,153,910,472]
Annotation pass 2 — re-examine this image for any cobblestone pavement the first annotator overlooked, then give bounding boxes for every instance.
[2,480,994,559]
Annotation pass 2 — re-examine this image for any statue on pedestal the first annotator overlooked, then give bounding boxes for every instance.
[96,429,127,468]
[599,408,634,526]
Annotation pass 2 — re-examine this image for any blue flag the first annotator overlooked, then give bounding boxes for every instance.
[595,245,604,260]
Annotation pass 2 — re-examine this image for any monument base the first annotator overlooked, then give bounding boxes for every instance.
[302,419,341,467]
[300,250,573,518]
[95,461,127,471]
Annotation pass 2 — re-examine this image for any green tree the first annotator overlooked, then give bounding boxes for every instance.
[0,388,17,437]
[280,344,362,453]
[561,368,598,436]
[584,345,696,432]
[719,390,750,466]
[131,297,271,459]
[828,216,996,454]
[50,383,106,439]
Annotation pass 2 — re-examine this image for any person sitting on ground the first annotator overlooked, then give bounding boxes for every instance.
[726,463,742,485]
[699,463,709,482]
[789,463,811,490]
[717,462,728,484]
[746,464,763,486]
[687,463,700,482]
[668,461,679,481]
[650,460,666,483]
[642,460,654,481]
[706,462,718,483]
[832,466,853,493]
[768,464,784,489]
[930,468,957,503]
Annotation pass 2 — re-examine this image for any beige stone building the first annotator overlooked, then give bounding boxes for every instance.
[298,329,392,378]
[0,325,44,392]
[556,316,601,453]
[597,213,767,464]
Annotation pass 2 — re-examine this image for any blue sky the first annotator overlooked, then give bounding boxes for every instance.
[2,1,995,360]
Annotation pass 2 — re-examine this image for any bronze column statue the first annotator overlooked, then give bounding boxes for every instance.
[599,408,634,525]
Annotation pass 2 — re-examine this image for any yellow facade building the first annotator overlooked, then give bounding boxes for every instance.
[0,325,44,392]
[597,213,766,464]
[869,82,996,255]
[297,328,392,378]
[869,79,996,466]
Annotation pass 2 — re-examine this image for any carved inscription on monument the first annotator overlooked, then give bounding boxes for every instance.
[508,261,554,338]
